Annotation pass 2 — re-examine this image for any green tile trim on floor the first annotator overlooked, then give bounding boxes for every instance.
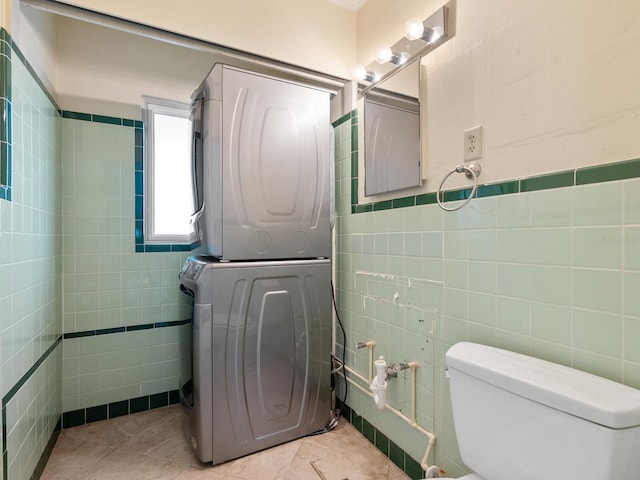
[29,419,61,480]
[61,387,184,429]
[2,336,62,480]
[342,108,640,214]
[337,399,425,480]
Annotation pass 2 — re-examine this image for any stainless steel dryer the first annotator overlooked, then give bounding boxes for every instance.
[179,256,331,465]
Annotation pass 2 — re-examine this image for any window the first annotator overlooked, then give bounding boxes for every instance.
[143,97,195,244]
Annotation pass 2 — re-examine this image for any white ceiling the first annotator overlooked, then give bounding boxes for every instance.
[323,0,368,12]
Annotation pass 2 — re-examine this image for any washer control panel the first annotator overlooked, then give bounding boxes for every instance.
[179,257,206,281]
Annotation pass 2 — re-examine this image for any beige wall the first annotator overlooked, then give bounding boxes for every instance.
[56,15,217,118]
[356,0,640,202]
[6,0,57,93]
[56,0,356,79]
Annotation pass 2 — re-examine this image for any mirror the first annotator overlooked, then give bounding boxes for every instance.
[363,61,421,196]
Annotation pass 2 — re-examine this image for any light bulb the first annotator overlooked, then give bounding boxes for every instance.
[353,65,368,81]
[405,18,425,41]
[375,45,393,64]
[353,65,379,82]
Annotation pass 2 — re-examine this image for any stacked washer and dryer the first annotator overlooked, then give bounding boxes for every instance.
[178,64,333,465]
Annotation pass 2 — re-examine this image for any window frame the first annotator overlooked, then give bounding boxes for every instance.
[142,96,196,245]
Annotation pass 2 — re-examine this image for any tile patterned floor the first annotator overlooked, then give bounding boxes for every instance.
[42,405,410,480]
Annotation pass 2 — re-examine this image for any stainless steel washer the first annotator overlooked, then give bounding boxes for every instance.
[179,256,332,465]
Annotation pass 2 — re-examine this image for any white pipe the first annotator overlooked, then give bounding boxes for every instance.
[344,364,369,384]
[366,341,375,383]
[408,361,420,423]
[340,371,436,472]
[369,356,387,409]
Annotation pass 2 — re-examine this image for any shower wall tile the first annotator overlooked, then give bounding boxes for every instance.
[572,182,622,226]
[572,268,621,313]
[1,29,62,480]
[60,117,192,416]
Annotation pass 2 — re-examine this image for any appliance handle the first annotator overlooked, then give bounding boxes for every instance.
[190,202,204,226]
[190,97,205,228]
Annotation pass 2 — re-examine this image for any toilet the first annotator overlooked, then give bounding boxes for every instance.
[440,342,640,480]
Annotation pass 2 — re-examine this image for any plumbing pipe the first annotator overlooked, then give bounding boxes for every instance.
[366,341,376,383]
[339,371,436,472]
[408,361,420,423]
[369,356,387,409]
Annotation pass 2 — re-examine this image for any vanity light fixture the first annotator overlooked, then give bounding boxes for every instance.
[375,45,411,66]
[355,5,449,95]
[404,18,444,43]
[353,65,380,82]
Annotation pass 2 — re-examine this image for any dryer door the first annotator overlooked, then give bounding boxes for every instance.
[220,66,331,260]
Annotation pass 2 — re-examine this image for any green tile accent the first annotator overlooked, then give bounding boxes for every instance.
[373,200,393,211]
[108,400,129,418]
[342,402,426,480]
[393,196,415,208]
[351,411,363,432]
[351,151,358,177]
[389,440,405,470]
[353,204,373,214]
[62,409,85,428]
[130,396,149,414]
[576,158,640,185]
[0,53,10,102]
[86,405,107,423]
[31,423,61,480]
[150,392,169,409]
[351,178,359,205]
[443,187,473,202]
[0,141,9,190]
[520,170,574,192]
[92,114,122,125]
[332,111,352,128]
[62,110,92,121]
[476,180,519,198]
[416,192,437,205]
[375,430,389,456]
[404,455,424,480]
[351,124,358,151]
[362,418,375,443]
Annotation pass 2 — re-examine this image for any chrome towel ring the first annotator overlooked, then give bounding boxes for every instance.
[436,162,481,211]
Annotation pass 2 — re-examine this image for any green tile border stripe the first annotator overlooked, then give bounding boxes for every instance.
[2,335,62,480]
[1,28,59,112]
[342,109,640,214]
[63,319,190,339]
[336,399,425,480]
[61,386,184,429]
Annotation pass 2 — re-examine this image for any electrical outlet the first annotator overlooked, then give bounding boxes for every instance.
[464,125,483,161]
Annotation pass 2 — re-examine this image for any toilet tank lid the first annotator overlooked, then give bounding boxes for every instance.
[446,342,640,429]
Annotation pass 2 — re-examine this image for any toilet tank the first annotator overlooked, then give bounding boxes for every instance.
[445,342,640,480]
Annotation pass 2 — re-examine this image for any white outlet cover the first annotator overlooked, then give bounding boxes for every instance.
[464,125,482,161]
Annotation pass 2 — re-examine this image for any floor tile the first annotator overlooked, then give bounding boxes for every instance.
[42,405,410,480]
